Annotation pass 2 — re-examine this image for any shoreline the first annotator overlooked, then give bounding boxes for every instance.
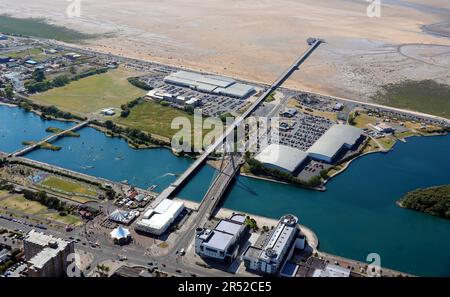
[174,198,319,251]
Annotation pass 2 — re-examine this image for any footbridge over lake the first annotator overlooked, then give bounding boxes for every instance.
[9,120,90,157]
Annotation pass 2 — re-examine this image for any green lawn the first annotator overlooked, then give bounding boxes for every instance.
[114,101,216,144]
[41,176,97,197]
[378,137,396,150]
[6,48,46,60]
[353,113,378,129]
[30,68,146,115]
[0,194,83,226]
[42,212,83,226]
[0,195,47,214]
[0,15,93,42]
[373,80,450,119]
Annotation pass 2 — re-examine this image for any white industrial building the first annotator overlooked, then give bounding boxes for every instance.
[242,214,305,275]
[195,214,248,262]
[134,199,184,235]
[164,70,255,99]
[146,89,201,107]
[307,124,363,163]
[255,143,309,174]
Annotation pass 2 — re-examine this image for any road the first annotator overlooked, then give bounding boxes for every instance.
[152,39,323,206]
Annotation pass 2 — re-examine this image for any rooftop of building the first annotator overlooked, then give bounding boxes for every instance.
[260,215,298,263]
[25,230,72,269]
[197,214,246,252]
[255,143,309,173]
[307,124,363,159]
[164,70,254,98]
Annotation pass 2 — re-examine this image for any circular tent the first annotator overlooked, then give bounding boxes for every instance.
[110,226,131,244]
[109,209,129,224]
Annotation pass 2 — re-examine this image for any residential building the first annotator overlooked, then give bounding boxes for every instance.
[242,214,304,275]
[24,230,74,277]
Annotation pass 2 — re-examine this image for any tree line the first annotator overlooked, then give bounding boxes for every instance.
[400,185,450,219]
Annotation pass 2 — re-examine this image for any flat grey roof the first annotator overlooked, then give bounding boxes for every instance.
[203,230,234,251]
[215,220,242,237]
[255,143,309,173]
[260,220,297,262]
[244,245,262,259]
[164,70,254,98]
[307,124,363,159]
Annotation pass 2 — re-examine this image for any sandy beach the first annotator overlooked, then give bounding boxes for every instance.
[1,0,449,101]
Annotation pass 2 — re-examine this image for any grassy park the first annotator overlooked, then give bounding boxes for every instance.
[40,176,98,197]
[0,194,82,226]
[30,68,146,115]
[114,101,216,145]
[353,113,377,128]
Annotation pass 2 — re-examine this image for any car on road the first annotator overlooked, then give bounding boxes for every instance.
[176,269,181,273]
[118,255,127,261]
[179,248,185,256]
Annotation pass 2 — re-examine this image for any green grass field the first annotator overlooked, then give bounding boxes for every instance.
[0,194,83,226]
[378,136,396,150]
[41,176,97,197]
[0,15,93,42]
[0,195,47,214]
[114,101,216,144]
[373,80,450,119]
[6,47,47,60]
[30,68,146,115]
[353,113,378,129]
[42,212,83,226]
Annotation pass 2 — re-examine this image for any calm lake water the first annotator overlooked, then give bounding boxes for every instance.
[1,105,450,276]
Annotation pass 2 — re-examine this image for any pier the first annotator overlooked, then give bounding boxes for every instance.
[152,39,323,209]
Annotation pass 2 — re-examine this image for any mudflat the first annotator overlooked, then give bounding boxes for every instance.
[1,0,449,101]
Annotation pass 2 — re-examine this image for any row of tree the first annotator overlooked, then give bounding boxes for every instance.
[101,120,167,147]
[18,99,85,121]
[127,77,152,90]
[0,84,14,99]
[120,97,142,118]
[22,189,69,213]
[26,67,109,94]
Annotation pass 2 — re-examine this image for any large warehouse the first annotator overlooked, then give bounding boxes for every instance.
[307,124,363,163]
[164,70,255,99]
[135,199,184,235]
[255,143,309,174]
